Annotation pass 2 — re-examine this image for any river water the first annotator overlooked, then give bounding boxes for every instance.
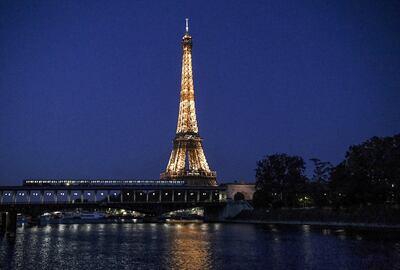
[0,223,399,270]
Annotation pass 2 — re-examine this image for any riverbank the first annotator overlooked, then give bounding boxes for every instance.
[225,219,400,230]
[229,207,400,230]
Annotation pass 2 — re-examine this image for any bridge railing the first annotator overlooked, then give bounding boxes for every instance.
[0,188,226,205]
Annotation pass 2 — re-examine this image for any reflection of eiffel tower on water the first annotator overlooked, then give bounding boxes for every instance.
[160,19,217,186]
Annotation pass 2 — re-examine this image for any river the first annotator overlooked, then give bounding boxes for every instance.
[0,223,399,269]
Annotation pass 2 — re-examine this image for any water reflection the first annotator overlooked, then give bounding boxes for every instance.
[168,223,211,269]
[0,223,399,270]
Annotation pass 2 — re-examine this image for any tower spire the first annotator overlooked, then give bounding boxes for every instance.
[160,21,217,186]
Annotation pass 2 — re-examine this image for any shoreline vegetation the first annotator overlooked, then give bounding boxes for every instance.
[248,134,400,232]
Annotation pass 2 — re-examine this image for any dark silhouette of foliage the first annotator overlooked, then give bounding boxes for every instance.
[253,134,399,209]
[252,190,272,208]
[255,153,307,208]
[330,134,400,206]
[308,158,332,207]
[310,158,332,183]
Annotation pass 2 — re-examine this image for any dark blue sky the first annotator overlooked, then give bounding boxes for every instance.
[0,1,399,185]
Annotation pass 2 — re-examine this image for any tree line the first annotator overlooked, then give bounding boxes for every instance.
[253,134,400,208]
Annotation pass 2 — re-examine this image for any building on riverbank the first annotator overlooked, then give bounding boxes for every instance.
[221,182,256,201]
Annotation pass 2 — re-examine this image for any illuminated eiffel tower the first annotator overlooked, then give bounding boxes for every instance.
[160,19,217,186]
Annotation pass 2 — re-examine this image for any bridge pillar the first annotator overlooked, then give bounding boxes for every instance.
[1,212,7,233]
[204,201,253,222]
[6,211,17,233]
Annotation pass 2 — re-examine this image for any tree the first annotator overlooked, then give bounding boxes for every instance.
[330,134,400,206]
[308,158,332,207]
[252,190,271,208]
[310,158,332,183]
[255,153,307,208]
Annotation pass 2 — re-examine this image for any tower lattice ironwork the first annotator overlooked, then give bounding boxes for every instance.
[160,19,217,186]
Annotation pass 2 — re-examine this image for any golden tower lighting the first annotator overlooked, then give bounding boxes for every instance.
[160,19,217,186]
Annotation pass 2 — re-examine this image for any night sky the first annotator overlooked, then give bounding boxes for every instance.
[0,1,399,185]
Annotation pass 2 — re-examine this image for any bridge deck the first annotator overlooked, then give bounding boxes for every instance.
[0,185,227,205]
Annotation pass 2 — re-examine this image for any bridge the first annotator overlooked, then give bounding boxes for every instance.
[0,180,228,233]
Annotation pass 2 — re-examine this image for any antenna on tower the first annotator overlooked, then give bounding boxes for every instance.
[185,18,189,33]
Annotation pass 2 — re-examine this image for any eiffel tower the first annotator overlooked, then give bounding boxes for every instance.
[160,19,217,186]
